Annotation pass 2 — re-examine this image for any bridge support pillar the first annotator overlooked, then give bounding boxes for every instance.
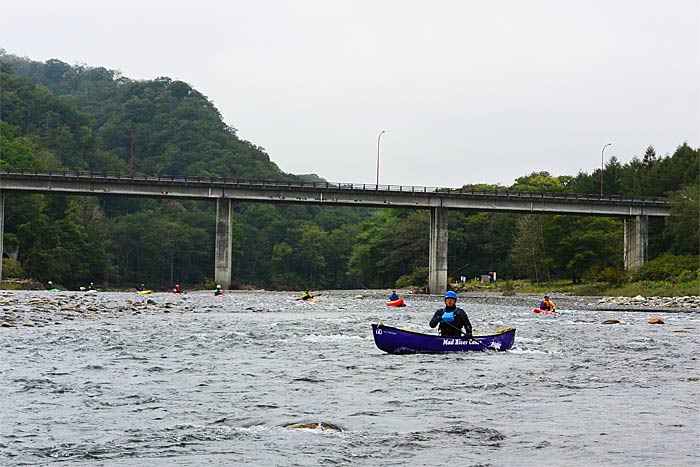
[624,215,648,270]
[429,207,448,295]
[0,191,4,289]
[214,198,232,289]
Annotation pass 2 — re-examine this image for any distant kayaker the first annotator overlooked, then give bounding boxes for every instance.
[137,283,145,292]
[47,280,54,290]
[539,295,556,312]
[173,284,183,294]
[429,291,473,337]
[388,290,399,301]
[301,290,314,300]
[87,282,95,291]
[215,285,224,296]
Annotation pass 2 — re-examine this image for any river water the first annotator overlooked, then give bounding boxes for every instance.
[1,290,698,466]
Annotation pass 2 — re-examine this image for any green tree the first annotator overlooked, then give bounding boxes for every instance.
[665,183,700,254]
[545,216,622,283]
[509,215,551,282]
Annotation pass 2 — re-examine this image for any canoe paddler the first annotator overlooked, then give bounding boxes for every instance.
[429,291,473,337]
[388,290,399,301]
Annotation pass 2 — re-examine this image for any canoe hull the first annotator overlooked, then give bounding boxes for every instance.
[371,323,515,354]
[386,299,405,307]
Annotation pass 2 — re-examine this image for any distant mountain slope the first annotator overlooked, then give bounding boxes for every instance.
[0,51,293,180]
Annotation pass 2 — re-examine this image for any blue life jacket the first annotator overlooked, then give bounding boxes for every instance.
[442,311,455,323]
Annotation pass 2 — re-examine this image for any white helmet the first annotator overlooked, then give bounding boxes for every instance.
[216,285,222,288]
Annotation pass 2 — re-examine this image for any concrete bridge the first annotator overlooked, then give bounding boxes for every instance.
[0,170,671,292]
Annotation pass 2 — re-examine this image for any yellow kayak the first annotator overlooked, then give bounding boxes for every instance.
[137,290,153,294]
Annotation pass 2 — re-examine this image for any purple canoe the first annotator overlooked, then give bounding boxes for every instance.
[371,323,516,354]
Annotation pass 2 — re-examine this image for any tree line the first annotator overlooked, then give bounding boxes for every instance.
[1,52,697,291]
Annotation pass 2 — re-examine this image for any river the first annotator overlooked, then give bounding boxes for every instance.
[1,290,698,466]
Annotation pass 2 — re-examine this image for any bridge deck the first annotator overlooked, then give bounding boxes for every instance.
[0,169,670,216]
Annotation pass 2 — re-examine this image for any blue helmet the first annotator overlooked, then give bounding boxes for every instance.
[444,291,457,299]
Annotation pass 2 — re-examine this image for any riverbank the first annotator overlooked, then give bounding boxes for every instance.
[0,290,256,329]
[1,289,697,330]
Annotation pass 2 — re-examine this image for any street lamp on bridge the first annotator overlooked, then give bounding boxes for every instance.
[600,142,612,196]
[376,130,386,187]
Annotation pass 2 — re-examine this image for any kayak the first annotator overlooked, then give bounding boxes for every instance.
[47,288,61,293]
[534,308,570,315]
[371,323,516,354]
[386,298,405,307]
[137,290,153,294]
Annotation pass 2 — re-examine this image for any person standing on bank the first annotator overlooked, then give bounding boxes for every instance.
[429,291,473,337]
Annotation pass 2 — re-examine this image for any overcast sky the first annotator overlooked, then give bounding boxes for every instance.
[2,0,698,187]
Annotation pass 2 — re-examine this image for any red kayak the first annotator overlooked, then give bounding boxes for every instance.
[533,308,557,315]
[387,299,405,307]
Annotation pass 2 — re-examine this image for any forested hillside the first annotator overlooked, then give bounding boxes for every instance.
[1,52,697,291]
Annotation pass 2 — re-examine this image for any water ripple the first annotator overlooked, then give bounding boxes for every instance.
[1,290,698,466]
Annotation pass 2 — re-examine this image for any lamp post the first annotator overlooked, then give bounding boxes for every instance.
[376,130,386,187]
[600,142,612,196]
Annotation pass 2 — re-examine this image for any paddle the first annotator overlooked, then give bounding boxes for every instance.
[440,319,493,352]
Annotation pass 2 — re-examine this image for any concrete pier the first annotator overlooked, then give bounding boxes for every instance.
[624,215,648,270]
[429,207,448,294]
[214,198,232,289]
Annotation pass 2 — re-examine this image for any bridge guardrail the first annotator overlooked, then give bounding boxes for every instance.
[0,169,670,206]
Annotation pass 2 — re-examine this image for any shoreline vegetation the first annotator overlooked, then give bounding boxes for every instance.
[3,276,698,298]
[3,254,698,298]
[451,277,700,299]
